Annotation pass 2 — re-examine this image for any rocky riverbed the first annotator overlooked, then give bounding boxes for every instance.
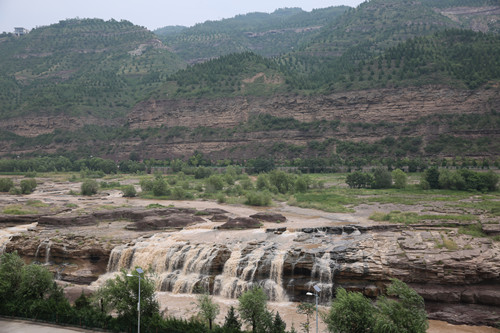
[0,175,499,331]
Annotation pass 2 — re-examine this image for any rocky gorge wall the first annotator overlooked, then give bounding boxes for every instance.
[0,86,498,160]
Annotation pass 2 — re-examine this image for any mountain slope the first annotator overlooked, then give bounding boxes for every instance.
[0,18,186,119]
[156,7,348,63]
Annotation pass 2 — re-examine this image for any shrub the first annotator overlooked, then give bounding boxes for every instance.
[256,174,270,191]
[240,178,254,190]
[122,185,136,197]
[20,179,37,194]
[295,176,309,193]
[245,191,272,206]
[392,169,407,189]
[140,178,154,192]
[152,176,169,196]
[0,178,14,192]
[81,179,98,196]
[372,167,392,189]
[346,171,373,188]
[194,166,213,179]
[205,175,224,193]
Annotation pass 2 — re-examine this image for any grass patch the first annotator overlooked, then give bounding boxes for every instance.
[146,203,166,209]
[369,210,476,224]
[458,223,487,237]
[2,205,37,215]
[26,199,49,207]
[435,237,458,251]
[292,192,356,213]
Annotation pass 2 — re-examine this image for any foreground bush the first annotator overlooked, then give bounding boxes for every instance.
[324,279,428,333]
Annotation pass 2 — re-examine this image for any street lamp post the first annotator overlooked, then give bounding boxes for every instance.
[306,285,321,333]
[127,267,144,333]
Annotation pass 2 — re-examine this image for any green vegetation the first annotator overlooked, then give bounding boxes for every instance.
[424,168,499,192]
[81,179,99,196]
[0,19,185,119]
[20,178,37,194]
[370,210,477,225]
[156,7,348,62]
[0,178,13,192]
[324,279,428,333]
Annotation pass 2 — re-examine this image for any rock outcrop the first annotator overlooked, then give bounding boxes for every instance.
[104,226,500,326]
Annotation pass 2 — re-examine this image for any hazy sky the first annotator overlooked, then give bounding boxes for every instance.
[0,0,365,33]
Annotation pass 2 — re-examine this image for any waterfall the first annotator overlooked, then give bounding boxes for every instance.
[308,252,337,302]
[45,241,52,264]
[34,239,52,265]
[103,231,340,303]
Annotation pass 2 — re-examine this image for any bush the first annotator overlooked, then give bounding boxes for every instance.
[0,178,14,192]
[205,175,224,193]
[392,169,407,189]
[372,167,392,189]
[9,187,22,195]
[81,179,98,196]
[256,174,270,191]
[20,179,37,194]
[152,176,169,196]
[245,191,272,206]
[122,185,136,197]
[140,178,154,192]
[194,166,213,179]
[346,171,373,188]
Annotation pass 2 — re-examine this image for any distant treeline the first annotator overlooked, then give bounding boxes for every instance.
[0,154,497,175]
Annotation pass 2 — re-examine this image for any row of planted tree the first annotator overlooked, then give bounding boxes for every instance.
[0,252,428,333]
[0,154,498,175]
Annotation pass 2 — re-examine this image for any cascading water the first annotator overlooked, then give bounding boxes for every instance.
[104,229,340,303]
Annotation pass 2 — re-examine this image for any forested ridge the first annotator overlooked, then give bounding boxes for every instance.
[0,18,185,119]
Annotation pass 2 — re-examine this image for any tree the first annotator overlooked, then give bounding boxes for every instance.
[325,280,428,333]
[392,169,407,189]
[297,302,315,333]
[0,252,24,312]
[223,306,242,332]
[196,292,219,330]
[372,167,392,189]
[97,269,159,330]
[19,264,55,300]
[424,167,440,189]
[374,279,428,333]
[324,288,376,333]
[238,286,268,333]
[272,312,286,333]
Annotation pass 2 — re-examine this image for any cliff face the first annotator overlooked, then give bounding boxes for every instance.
[127,87,499,129]
[0,86,498,159]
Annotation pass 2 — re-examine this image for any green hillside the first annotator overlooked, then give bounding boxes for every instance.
[156,7,348,62]
[0,18,186,119]
[154,52,286,99]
